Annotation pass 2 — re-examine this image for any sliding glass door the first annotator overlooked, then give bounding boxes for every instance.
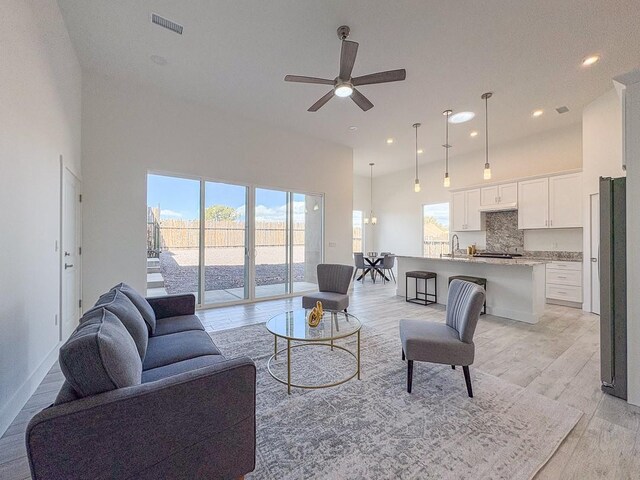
[203,181,248,304]
[147,173,323,306]
[254,188,290,298]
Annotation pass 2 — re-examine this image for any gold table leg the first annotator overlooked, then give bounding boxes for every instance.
[287,338,291,395]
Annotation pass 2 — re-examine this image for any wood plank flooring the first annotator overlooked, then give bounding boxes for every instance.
[2,280,638,479]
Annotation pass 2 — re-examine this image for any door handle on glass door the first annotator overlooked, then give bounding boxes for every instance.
[64,263,74,269]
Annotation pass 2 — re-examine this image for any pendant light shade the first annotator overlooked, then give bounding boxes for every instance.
[413,123,421,193]
[365,162,377,225]
[482,92,493,180]
[442,110,452,187]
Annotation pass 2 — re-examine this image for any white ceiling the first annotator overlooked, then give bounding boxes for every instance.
[57,0,640,176]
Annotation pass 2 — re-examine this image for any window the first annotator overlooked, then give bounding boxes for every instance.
[352,210,364,253]
[147,173,324,306]
[423,203,450,256]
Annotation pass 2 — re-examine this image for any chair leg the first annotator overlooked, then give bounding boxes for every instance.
[451,365,456,370]
[463,366,473,398]
[402,349,405,361]
[407,360,413,393]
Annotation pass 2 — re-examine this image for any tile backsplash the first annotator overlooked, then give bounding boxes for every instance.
[485,211,523,252]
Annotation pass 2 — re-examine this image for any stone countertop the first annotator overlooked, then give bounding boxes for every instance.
[395,254,549,267]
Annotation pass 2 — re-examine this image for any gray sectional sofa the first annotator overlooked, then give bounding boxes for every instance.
[26,283,256,480]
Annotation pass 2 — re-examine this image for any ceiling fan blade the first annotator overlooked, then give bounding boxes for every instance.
[339,40,359,79]
[284,75,334,85]
[352,69,406,86]
[351,88,373,112]
[308,90,335,112]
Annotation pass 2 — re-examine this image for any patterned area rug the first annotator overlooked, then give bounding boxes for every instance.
[210,323,582,480]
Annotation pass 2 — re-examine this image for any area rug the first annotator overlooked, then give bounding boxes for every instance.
[210,323,582,480]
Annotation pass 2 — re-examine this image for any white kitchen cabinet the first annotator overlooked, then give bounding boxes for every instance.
[451,189,482,231]
[480,182,518,207]
[549,173,582,228]
[546,261,582,306]
[518,173,582,229]
[518,178,549,229]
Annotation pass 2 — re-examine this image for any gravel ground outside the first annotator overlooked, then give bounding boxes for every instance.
[159,248,306,294]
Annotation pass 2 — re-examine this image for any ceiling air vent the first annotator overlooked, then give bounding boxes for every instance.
[555,106,569,114]
[151,13,183,35]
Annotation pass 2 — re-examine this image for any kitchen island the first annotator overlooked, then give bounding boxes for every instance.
[396,254,548,324]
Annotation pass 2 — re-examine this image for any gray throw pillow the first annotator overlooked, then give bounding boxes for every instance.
[112,282,156,334]
[88,289,148,360]
[59,309,142,398]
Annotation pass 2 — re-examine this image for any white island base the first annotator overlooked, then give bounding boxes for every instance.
[396,256,547,324]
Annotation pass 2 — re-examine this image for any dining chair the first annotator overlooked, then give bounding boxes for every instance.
[399,280,485,397]
[379,254,396,284]
[353,252,367,283]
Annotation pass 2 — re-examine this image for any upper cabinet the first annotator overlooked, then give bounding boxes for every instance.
[518,173,582,229]
[549,173,582,228]
[518,178,549,229]
[480,182,518,208]
[451,188,482,231]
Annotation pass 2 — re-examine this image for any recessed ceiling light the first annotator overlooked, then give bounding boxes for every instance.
[150,54,168,66]
[417,149,424,154]
[448,112,475,124]
[386,138,394,144]
[348,125,358,131]
[582,55,600,67]
[470,131,478,137]
[532,109,544,117]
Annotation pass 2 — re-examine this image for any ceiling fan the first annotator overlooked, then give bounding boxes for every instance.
[284,26,406,112]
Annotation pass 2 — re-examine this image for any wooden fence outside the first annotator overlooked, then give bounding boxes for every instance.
[153,219,308,249]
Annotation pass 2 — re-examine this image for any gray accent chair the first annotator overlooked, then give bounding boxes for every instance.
[26,283,256,480]
[378,254,396,284]
[302,263,354,312]
[399,279,485,397]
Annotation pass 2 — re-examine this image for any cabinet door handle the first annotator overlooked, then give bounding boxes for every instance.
[550,219,553,226]
[545,220,548,226]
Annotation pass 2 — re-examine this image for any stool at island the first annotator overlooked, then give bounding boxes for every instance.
[405,271,437,306]
[448,275,487,315]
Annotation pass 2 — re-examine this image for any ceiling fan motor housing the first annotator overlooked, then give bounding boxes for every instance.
[337,25,350,40]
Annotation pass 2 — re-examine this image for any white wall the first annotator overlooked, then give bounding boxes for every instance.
[371,124,583,255]
[0,0,81,435]
[581,89,625,313]
[82,73,353,306]
[353,174,372,252]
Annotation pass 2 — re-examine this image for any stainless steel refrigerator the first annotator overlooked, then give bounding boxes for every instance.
[599,176,627,400]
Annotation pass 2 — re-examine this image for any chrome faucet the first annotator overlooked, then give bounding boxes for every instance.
[451,234,459,259]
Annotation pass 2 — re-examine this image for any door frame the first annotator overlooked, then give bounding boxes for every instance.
[60,160,82,342]
[589,192,600,314]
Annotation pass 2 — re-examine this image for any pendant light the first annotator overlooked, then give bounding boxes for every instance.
[412,123,421,192]
[364,162,377,225]
[442,110,452,187]
[481,92,493,180]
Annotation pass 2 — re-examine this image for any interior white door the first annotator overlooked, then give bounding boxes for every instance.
[590,193,600,314]
[61,167,82,341]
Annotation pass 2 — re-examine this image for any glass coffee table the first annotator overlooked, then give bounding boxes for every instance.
[265,309,361,394]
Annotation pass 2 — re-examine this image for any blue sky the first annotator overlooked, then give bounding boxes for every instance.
[423,202,450,228]
[147,174,314,221]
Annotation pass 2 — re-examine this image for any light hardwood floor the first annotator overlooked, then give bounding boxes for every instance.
[2,280,639,479]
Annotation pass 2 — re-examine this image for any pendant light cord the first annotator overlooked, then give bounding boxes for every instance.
[415,125,418,179]
[445,113,449,174]
[485,95,489,165]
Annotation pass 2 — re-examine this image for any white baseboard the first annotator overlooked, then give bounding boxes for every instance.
[0,342,62,437]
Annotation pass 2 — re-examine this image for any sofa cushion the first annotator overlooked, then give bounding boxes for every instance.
[152,314,205,337]
[113,282,156,334]
[59,309,142,398]
[143,330,221,370]
[141,354,227,383]
[87,289,148,359]
[302,291,349,311]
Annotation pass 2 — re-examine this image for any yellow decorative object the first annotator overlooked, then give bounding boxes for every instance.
[315,301,324,319]
[308,307,321,327]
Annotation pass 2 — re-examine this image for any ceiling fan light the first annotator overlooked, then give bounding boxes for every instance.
[335,84,353,97]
